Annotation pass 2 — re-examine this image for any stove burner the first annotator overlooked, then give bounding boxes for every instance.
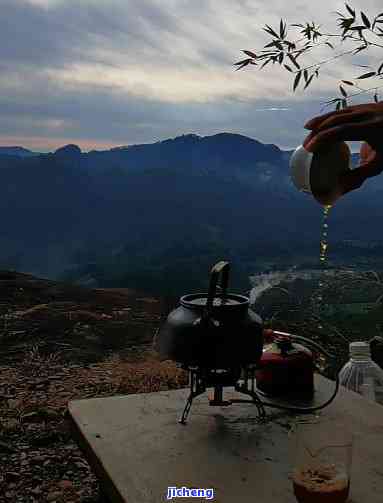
[178,365,266,424]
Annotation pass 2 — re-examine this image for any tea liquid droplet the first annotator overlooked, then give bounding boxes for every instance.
[320,205,332,263]
[317,205,332,330]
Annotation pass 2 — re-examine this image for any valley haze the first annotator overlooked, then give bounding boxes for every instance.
[1,132,383,296]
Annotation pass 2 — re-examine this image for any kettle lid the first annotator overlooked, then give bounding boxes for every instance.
[180,292,249,309]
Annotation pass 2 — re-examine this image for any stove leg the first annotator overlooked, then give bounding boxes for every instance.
[234,380,267,422]
[179,395,193,424]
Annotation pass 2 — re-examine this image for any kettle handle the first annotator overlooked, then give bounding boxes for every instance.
[203,261,230,321]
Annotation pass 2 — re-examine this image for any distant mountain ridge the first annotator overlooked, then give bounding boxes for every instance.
[0,146,40,157]
[0,132,382,295]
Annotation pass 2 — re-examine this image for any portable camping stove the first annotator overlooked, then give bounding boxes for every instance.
[178,365,266,424]
[155,261,340,425]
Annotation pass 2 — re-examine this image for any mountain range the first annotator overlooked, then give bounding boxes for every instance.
[1,133,383,296]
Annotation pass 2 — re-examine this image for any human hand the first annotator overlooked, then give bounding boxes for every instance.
[303,103,383,195]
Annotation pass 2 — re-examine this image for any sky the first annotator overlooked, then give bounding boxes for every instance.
[0,0,382,152]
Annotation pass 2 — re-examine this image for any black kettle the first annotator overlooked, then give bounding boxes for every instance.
[153,261,264,368]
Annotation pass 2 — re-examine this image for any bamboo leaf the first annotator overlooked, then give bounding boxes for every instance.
[287,53,300,69]
[284,64,293,72]
[378,62,383,74]
[243,50,257,58]
[345,3,355,17]
[353,45,367,54]
[278,53,284,64]
[361,11,371,28]
[304,69,309,82]
[280,19,284,38]
[325,98,341,105]
[234,60,252,70]
[234,58,252,66]
[260,59,271,69]
[342,80,354,86]
[325,41,334,49]
[263,24,279,38]
[340,85,348,97]
[357,71,376,79]
[374,93,379,103]
[234,59,247,65]
[293,71,302,91]
[304,74,314,90]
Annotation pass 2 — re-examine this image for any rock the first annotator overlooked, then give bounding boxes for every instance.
[7,398,22,409]
[30,455,45,464]
[74,461,88,469]
[3,419,19,430]
[46,491,62,502]
[30,431,61,447]
[58,479,73,490]
[0,439,17,452]
[48,375,65,381]
[23,407,60,423]
[21,411,39,422]
[5,471,20,482]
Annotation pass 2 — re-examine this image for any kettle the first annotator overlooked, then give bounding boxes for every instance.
[153,261,264,369]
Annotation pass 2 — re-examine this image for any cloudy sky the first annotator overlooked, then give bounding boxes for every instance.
[0,0,381,151]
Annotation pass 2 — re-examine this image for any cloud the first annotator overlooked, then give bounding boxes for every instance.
[0,0,381,150]
[255,108,291,111]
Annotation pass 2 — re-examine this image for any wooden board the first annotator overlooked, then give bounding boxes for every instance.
[68,375,383,503]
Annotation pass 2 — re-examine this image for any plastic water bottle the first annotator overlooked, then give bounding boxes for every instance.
[338,341,383,403]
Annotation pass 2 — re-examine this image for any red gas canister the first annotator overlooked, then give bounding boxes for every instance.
[256,331,315,399]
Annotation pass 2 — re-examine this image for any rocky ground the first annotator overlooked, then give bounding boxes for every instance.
[2,269,383,502]
[0,349,188,502]
[0,270,186,502]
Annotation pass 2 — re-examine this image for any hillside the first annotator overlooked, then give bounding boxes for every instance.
[0,270,173,366]
[1,133,383,295]
[0,146,39,158]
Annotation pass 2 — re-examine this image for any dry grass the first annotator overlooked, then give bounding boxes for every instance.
[0,350,189,502]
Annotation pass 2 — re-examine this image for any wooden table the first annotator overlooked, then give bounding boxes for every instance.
[68,375,383,503]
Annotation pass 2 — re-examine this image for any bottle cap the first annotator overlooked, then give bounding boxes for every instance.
[350,341,371,359]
